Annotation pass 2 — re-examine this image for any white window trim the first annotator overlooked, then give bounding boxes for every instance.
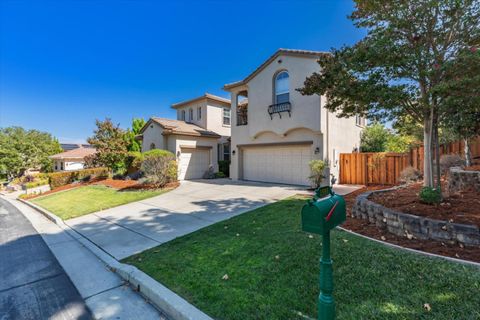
[223,108,231,126]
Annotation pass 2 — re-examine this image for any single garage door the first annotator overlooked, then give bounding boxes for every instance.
[243,145,313,186]
[178,148,210,180]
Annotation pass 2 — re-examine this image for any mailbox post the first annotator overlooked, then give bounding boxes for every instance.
[301,186,346,320]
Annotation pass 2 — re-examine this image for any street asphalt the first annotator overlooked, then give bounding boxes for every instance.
[0,197,92,320]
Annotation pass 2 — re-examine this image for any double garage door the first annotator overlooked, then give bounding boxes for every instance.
[178,148,210,180]
[243,145,313,186]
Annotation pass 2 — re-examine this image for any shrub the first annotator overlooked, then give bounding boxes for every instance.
[125,151,144,173]
[308,160,328,188]
[215,172,226,178]
[140,149,177,187]
[24,179,49,189]
[218,160,230,177]
[399,166,421,184]
[48,167,109,188]
[419,187,441,204]
[440,154,465,174]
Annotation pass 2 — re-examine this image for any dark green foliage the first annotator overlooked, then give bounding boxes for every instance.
[360,123,391,152]
[0,126,63,178]
[124,198,480,320]
[48,167,109,189]
[214,172,226,178]
[125,151,144,173]
[419,187,442,204]
[141,149,177,186]
[218,160,230,177]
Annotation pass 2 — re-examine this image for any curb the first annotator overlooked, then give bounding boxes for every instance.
[16,198,214,320]
[338,226,480,268]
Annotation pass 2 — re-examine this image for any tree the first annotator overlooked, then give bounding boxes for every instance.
[86,119,128,172]
[360,123,390,152]
[0,127,62,179]
[125,118,146,152]
[436,48,480,166]
[299,0,479,187]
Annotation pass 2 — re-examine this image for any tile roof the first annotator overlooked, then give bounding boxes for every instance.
[50,147,96,160]
[223,48,330,90]
[171,93,231,109]
[150,118,221,138]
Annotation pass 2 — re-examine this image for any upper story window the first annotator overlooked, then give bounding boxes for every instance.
[189,108,193,122]
[197,107,202,120]
[274,71,289,104]
[180,110,186,121]
[223,108,231,125]
[356,115,366,127]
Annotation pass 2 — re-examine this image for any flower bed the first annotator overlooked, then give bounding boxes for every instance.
[352,186,480,246]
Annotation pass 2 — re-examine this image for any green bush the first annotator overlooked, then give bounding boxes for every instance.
[48,167,109,189]
[24,179,49,189]
[218,160,230,177]
[215,172,226,178]
[419,187,441,204]
[308,160,328,188]
[125,151,144,173]
[140,149,177,187]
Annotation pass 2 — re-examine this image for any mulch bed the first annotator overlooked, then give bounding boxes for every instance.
[368,182,480,227]
[465,164,480,171]
[341,186,480,263]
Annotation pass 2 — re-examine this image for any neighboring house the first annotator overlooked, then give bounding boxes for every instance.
[60,143,92,151]
[223,49,365,186]
[138,93,231,180]
[50,147,96,172]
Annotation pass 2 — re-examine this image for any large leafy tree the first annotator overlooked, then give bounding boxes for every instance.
[436,48,480,166]
[86,118,129,172]
[0,127,62,179]
[124,118,146,152]
[299,0,479,187]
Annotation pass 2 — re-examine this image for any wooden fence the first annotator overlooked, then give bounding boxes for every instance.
[340,137,480,185]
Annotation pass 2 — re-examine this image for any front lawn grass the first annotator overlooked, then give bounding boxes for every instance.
[31,185,168,220]
[123,197,480,320]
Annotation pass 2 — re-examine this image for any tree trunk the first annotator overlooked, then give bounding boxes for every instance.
[423,115,434,187]
[434,120,441,191]
[464,138,471,167]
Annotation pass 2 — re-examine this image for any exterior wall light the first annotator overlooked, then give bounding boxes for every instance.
[314,147,320,154]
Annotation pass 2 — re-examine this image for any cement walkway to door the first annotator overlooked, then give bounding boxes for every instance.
[65,179,361,260]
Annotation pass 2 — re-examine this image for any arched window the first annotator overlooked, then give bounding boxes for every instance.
[150,143,156,150]
[274,71,289,104]
[181,110,186,121]
[189,108,193,121]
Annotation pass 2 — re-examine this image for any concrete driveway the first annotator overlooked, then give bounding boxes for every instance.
[65,179,359,260]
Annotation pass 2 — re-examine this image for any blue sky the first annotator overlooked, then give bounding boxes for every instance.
[0,0,365,143]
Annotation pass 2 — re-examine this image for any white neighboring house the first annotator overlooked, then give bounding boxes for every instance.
[138,93,231,180]
[50,147,97,172]
[223,49,365,186]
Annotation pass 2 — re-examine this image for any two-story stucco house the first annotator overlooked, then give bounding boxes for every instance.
[223,49,365,186]
[138,93,231,180]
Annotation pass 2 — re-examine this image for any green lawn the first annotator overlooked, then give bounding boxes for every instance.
[31,185,168,220]
[123,197,480,320]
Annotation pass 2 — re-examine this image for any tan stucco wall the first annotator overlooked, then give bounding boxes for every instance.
[228,53,362,183]
[141,122,165,152]
[175,100,208,129]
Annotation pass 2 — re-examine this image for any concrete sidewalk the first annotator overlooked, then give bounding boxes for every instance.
[65,179,308,259]
[5,197,167,320]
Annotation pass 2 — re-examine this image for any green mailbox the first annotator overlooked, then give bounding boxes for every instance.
[301,186,346,235]
[301,186,346,320]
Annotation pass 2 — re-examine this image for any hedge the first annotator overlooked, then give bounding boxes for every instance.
[218,160,230,177]
[24,179,49,189]
[48,167,109,189]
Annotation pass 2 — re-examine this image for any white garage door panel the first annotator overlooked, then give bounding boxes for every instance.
[179,148,209,180]
[243,145,312,186]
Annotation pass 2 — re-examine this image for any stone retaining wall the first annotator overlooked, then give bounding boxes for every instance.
[448,167,480,193]
[351,187,480,247]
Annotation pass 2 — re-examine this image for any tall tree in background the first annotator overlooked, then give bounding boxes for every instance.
[124,118,146,152]
[436,48,480,166]
[0,127,62,179]
[86,118,128,172]
[299,0,479,187]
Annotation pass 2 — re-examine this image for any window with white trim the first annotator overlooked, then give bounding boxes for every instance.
[356,115,366,127]
[274,71,289,104]
[197,107,201,119]
[223,143,230,161]
[223,108,231,125]
[180,110,186,121]
[189,108,193,122]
